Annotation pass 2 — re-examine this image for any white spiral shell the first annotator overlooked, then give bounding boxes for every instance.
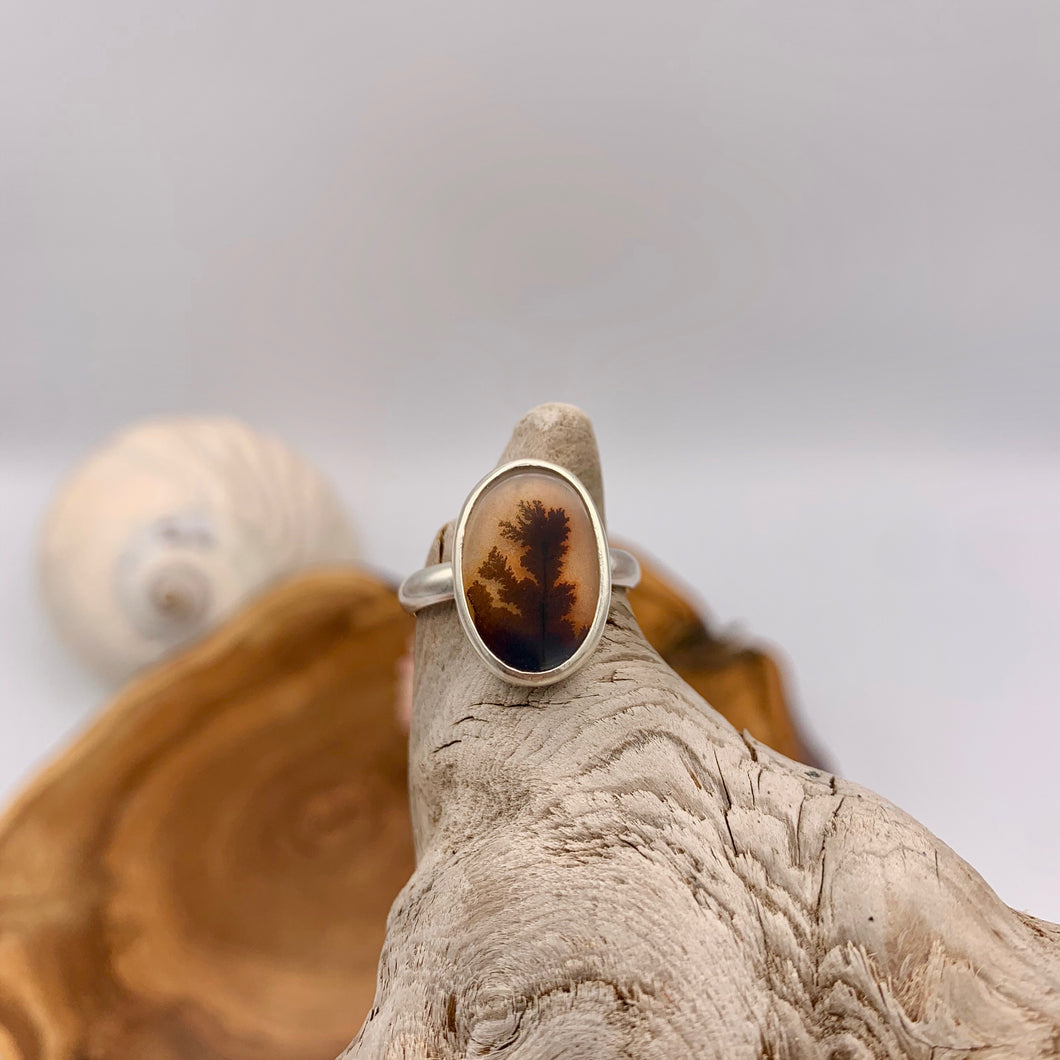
[39,417,357,684]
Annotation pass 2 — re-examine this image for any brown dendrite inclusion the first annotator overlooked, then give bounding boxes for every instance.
[461,472,600,673]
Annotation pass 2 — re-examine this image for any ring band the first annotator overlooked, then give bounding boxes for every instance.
[399,459,640,686]
[398,549,640,614]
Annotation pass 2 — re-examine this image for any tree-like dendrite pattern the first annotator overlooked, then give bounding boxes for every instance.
[466,500,586,671]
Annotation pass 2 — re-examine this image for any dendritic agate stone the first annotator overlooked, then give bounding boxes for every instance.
[459,469,601,673]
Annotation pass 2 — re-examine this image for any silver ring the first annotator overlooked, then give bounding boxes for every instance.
[399,459,640,686]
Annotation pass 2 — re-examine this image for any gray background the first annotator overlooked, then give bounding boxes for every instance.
[2,2,1058,917]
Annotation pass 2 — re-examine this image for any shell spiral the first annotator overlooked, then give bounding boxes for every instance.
[39,417,357,684]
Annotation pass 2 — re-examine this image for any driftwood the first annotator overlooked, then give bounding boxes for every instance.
[0,523,814,1055]
[344,404,1060,1059]
[629,551,820,769]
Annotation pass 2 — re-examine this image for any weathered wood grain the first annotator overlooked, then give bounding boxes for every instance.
[344,403,1060,1060]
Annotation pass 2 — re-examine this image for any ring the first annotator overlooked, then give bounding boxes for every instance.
[399,459,640,686]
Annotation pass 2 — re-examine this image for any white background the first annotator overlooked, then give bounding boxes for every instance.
[2,2,1058,918]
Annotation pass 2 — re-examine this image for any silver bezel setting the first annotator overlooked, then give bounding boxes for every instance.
[452,459,612,687]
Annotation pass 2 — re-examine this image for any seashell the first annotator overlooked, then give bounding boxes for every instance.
[39,417,357,684]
